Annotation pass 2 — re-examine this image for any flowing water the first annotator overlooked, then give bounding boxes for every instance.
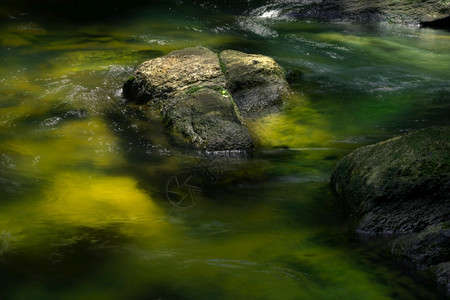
[0,1,449,299]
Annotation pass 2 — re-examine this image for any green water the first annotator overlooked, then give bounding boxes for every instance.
[0,1,449,299]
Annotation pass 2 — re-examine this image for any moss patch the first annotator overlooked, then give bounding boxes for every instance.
[186,86,204,95]
[217,54,229,78]
[186,85,232,100]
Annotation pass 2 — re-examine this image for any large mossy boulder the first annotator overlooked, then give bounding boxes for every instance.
[331,126,450,292]
[331,126,449,234]
[123,47,291,151]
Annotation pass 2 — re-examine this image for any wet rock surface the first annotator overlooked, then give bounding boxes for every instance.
[123,47,291,151]
[288,0,450,28]
[435,262,450,294]
[123,47,227,108]
[219,50,291,115]
[164,88,253,151]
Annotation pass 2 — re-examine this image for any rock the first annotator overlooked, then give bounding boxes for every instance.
[435,262,450,295]
[331,126,450,292]
[123,47,251,151]
[123,47,291,151]
[164,88,253,151]
[391,222,449,269]
[219,50,291,116]
[123,47,227,108]
[331,126,449,234]
[391,223,450,293]
[288,0,450,28]
[285,68,304,85]
[421,16,450,30]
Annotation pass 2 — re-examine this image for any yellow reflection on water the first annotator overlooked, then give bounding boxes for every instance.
[0,171,173,270]
[2,117,125,175]
[41,172,165,230]
[247,96,332,148]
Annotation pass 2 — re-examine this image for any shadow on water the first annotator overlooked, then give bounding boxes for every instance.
[0,224,129,294]
[101,107,181,196]
[102,102,261,209]
[0,0,265,25]
[1,0,172,23]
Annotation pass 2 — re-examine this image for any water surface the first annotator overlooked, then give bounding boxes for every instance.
[0,1,449,299]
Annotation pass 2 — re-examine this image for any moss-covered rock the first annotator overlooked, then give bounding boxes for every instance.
[331,126,450,292]
[123,47,292,151]
[331,126,449,234]
[219,50,291,116]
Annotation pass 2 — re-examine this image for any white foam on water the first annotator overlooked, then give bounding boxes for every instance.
[259,9,281,19]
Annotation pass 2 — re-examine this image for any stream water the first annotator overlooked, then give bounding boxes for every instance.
[0,1,449,299]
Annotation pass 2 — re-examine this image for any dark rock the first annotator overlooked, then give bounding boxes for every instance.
[123,47,292,151]
[289,0,450,27]
[219,50,291,116]
[421,16,450,30]
[392,224,450,294]
[331,126,450,292]
[285,68,304,85]
[435,262,450,294]
[331,126,450,234]
[391,223,449,268]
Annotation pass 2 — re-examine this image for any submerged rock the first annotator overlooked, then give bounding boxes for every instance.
[331,126,450,292]
[391,222,449,268]
[436,262,450,295]
[123,47,291,151]
[391,222,450,294]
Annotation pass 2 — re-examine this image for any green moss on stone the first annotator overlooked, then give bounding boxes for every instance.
[186,85,233,100]
[217,54,229,78]
[186,86,203,95]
